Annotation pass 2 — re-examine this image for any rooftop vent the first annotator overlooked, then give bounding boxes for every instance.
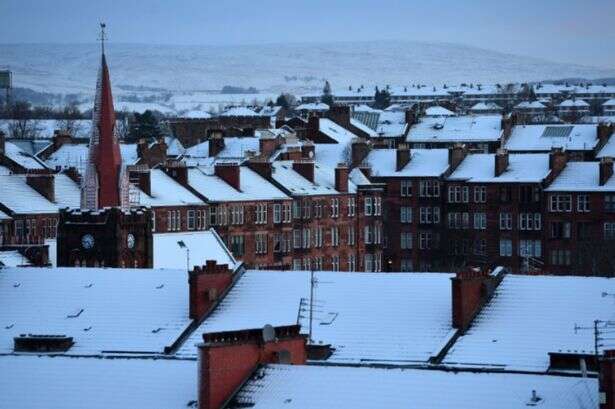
[542,126,573,138]
[14,334,74,352]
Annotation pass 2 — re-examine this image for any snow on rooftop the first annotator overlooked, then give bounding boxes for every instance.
[0,267,191,355]
[44,143,139,171]
[53,173,81,209]
[187,166,289,202]
[153,230,239,271]
[0,175,60,214]
[234,364,597,409]
[4,141,47,170]
[445,274,615,372]
[424,105,456,117]
[0,355,196,409]
[219,106,259,117]
[470,102,502,111]
[559,99,590,107]
[350,117,378,137]
[137,169,204,207]
[314,142,349,169]
[164,136,185,157]
[597,135,615,159]
[180,109,212,119]
[545,162,615,192]
[0,250,31,267]
[515,100,546,109]
[406,115,502,143]
[448,153,550,183]
[179,270,455,364]
[603,99,615,107]
[296,102,329,111]
[505,124,598,152]
[367,148,449,178]
[270,160,351,196]
[318,118,359,144]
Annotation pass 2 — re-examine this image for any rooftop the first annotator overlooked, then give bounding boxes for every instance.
[448,153,551,183]
[505,124,598,152]
[367,148,450,178]
[406,115,502,143]
[545,161,615,192]
[137,169,204,207]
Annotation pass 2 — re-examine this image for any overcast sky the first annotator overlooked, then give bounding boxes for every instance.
[2,0,614,68]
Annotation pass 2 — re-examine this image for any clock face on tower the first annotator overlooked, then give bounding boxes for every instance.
[127,233,136,249]
[81,234,95,250]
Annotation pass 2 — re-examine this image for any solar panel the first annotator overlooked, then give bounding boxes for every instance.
[542,126,573,138]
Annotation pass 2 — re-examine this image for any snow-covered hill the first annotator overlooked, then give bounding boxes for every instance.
[2,41,615,97]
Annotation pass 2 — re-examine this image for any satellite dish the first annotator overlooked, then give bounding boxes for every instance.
[277,349,291,364]
[262,324,275,343]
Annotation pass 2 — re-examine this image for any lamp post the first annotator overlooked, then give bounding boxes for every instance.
[177,240,189,271]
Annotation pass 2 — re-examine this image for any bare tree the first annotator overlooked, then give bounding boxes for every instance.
[55,103,84,137]
[8,101,40,139]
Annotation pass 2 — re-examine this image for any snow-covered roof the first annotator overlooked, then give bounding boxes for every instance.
[179,109,211,119]
[559,99,590,107]
[424,105,455,116]
[406,115,502,143]
[367,148,450,178]
[470,102,502,111]
[270,160,351,196]
[603,99,615,107]
[350,117,378,137]
[183,137,260,160]
[318,118,359,144]
[0,209,11,220]
[44,143,139,171]
[448,153,551,183]
[376,110,408,138]
[349,167,371,186]
[153,229,239,271]
[445,275,615,372]
[0,267,191,355]
[515,100,546,109]
[314,143,349,169]
[219,106,259,117]
[0,250,31,267]
[0,355,196,409]
[504,124,598,152]
[296,102,329,111]
[545,162,615,192]
[54,173,81,209]
[178,270,455,363]
[137,169,204,207]
[235,364,597,409]
[187,166,289,202]
[4,141,47,170]
[164,136,185,157]
[597,135,615,158]
[0,175,60,214]
[0,119,99,139]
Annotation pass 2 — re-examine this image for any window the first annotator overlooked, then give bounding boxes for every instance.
[197,210,206,230]
[577,222,592,241]
[550,249,571,266]
[364,197,373,216]
[401,207,412,223]
[519,240,542,258]
[255,204,268,224]
[230,205,245,225]
[273,204,282,223]
[151,211,156,232]
[331,255,340,271]
[167,210,181,231]
[187,210,196,230]
[364,226,373,244]
[419,180,440,197]
[364,254,374,272]
[374,197,382,216]
[473,239,487,256]
[293,259,302,270]
[313,257,323,271]
[519,213,541,230]
[549,194,572,212]
[462,186,469,203]
[255,233,268,254]
[347,197,356,216]
[551,221,572,239]
[401,232,412,249]
[520,186,541,203]
[448,186,463,203]
[606,195,615,212]
[419,207,440,224]
[473,186,487,203]
[499,239,513,257]
[474,213,487,230]
[401,180,412,197]
[348,254,356,271]
[293,200,301,219]
[499,213,512,230]
[314,227,324,248]
[330,226,339,246]
[605,223,615,240]
[401,259,413,272]
[303,258,311,270]
[314,201,323,218]
[283,203,292,223]
[293,229,302,249]
[419,232,432,250]
[229,235,245,256]
[302,228,311,248]
[330,198,339,218]
[273,233,288,253]
[577,195,589,212]
[500,187,511,202]
[374,223,382,244]
[302,199,311,220]
[347,225,355,246]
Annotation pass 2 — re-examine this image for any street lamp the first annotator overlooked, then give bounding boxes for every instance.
[177,240,190,271]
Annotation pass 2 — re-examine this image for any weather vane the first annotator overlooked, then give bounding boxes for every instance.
[99,22,107,54]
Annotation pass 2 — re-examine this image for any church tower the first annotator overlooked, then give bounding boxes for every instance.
[57,24,153,268]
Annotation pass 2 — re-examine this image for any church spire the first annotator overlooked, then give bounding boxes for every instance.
[81,24,126,210]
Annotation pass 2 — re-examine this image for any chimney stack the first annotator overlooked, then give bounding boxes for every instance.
[494,149,509,177]
[335,163,349,193]
[451,267,505,333]
[247,158,273,179]
[215,162,241,190]
[52,130,72,150]
[128,167,151,196]
[259,136,279,159]
[162,162,189,186]
[396,144,411,171]
[326,105,351,128]
[26,174,55,202]
[598,123,614,147]
[292,160,315,183]
[197,325,307,409]
[208,132,225,157]
[189,260,235,320]
[63,167,82,185]
[448,143,467,172]
[351,138,370,167]
[600,157,614,186]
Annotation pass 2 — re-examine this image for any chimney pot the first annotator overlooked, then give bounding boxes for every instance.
[600,157,614,186]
